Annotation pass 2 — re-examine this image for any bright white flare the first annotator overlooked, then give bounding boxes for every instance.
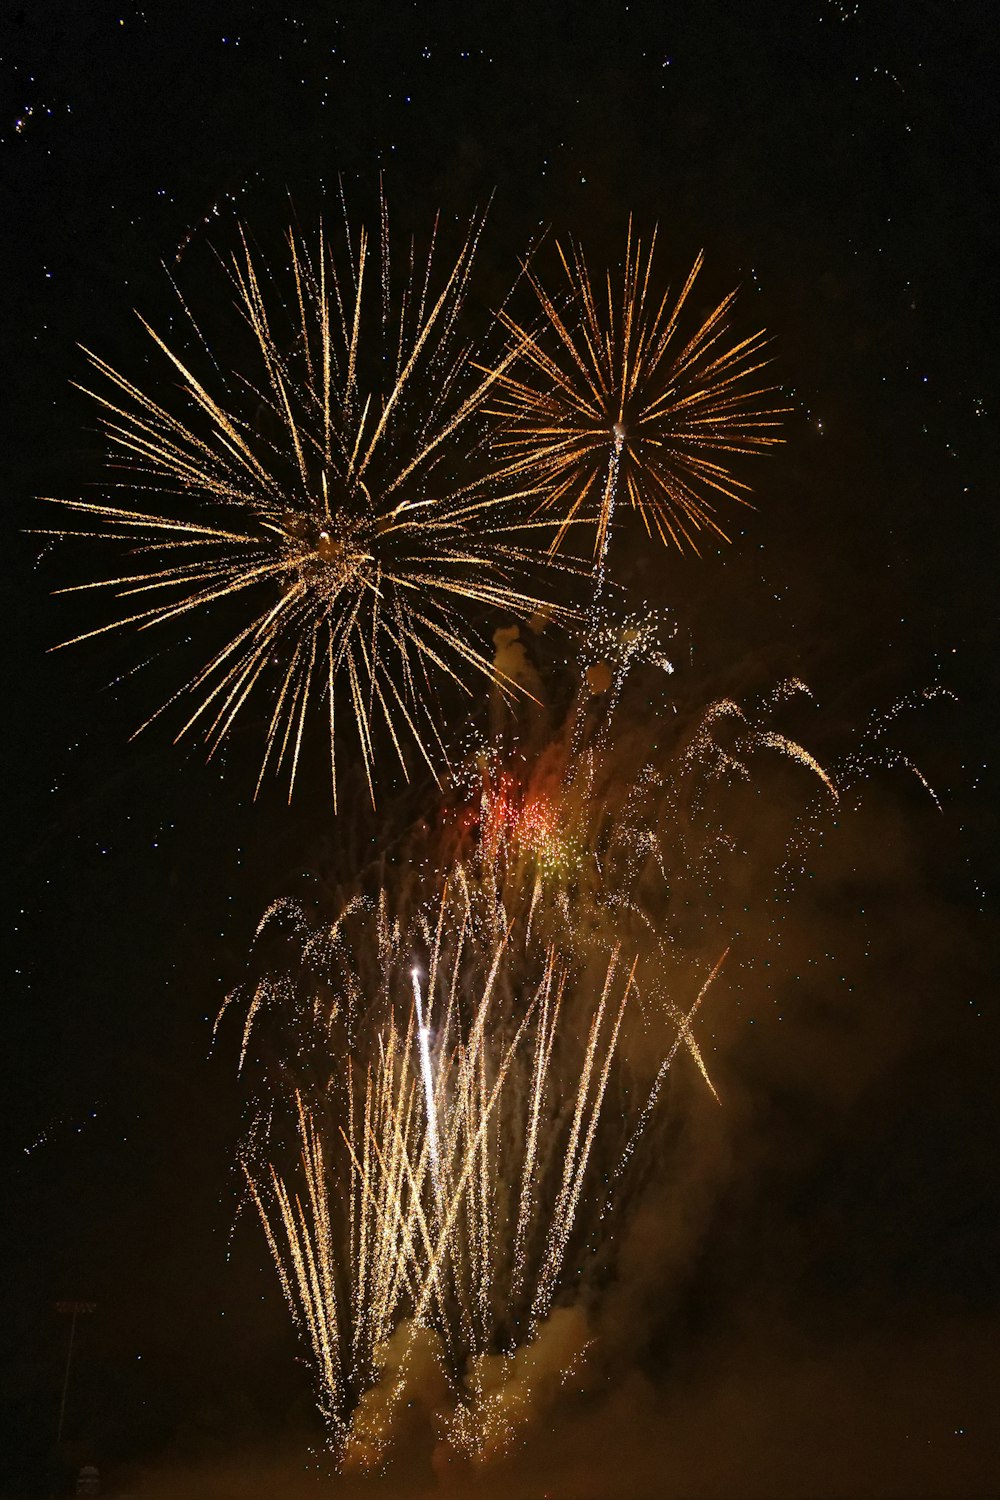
[411,966,441,1186]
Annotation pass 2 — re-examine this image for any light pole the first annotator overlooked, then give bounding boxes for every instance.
[54,1300,96,1447]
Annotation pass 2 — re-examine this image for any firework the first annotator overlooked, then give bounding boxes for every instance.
[33,175,952,1485]
[235,894,717,1466]
[223,612,845,1465]
[490,222,788,564]
[40,200,568,801]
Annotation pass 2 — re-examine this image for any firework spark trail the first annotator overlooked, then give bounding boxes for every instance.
[411,966,441,1191]
[612,948,729,1193]
[510,968,564,1305]
[40,201,574,801]
[592,421,624,597]
[489,221,788,561]
[529,952,635,1331]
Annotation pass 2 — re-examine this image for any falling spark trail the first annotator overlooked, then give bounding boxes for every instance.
[411,966,441,1190]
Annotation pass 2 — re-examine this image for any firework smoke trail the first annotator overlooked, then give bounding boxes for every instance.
[39,198,574,801]
[490,221,788,561]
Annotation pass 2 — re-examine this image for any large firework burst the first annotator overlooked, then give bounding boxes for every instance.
[491,222,788,561]
[40,202,565,800]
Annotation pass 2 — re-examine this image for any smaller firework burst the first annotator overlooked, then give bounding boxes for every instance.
[491,222,788,561]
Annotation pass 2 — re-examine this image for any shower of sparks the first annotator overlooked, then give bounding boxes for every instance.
[39,199,570,802]
[490,221,789,560]
[476,767,584,881]
[223,613,850,1466]
[237,899,717,1467]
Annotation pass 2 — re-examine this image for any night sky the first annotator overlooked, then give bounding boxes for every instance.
[3,2,999,1495]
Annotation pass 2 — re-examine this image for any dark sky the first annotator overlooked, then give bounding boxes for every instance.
[3,2,998,1495]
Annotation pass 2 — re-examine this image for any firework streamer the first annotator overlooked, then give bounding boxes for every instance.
[411,966,442,1194]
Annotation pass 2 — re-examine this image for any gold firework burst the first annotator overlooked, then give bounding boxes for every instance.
[40,202,564,800]
[491,221,789,559]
